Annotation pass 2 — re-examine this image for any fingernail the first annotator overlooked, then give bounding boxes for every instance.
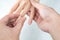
[28,20,32,25]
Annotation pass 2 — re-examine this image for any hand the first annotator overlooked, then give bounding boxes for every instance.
[0,14,26,40]
[0,1,26,40]
[29,0,60,40]
[10,0,39,25]
[28,0,39,25]
[29,0,60,32]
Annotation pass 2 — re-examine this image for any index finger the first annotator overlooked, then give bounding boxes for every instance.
[9,0,21,14]
[28,6,35,25]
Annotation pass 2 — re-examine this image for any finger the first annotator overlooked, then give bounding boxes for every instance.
[14,0,27,14]
[20,2,31,17]
[27,9,42,23]
[14,16,26,32]
[27,11,30,16]
[35,0,39,2]
[30,0,51,19]
[9,0,21,14]
[30,0,40,10]
[1,13,19,24]
[14,2,31,24]
[27,10,37,21]
[28,6,35,25]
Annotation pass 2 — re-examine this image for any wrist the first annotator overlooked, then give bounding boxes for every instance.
[49,26,60,40]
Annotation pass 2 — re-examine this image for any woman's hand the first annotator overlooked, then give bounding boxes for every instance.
[29,0,60,32]
[10,0,39,25]
[28,0,39,25]
[0,14,26,40]
[0,1,27,40]
[29,0,60,40]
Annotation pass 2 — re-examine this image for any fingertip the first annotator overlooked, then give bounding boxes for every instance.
[23,16,26,22]
[28,19,32,25]
[30,0,40,10]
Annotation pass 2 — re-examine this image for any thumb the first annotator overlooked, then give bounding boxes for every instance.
[30,0,57,19]
[30,0,45,19]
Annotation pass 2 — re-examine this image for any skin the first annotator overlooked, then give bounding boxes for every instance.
[0,0,60,40]
[0,0,37,40]
[0,0,27,40]
[10,0,39,25]
[28,0,39,25]
[27,0,60,40]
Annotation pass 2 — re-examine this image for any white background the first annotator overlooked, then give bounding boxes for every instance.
[0,0,60,40]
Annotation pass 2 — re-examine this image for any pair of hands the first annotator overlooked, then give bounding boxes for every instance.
[0,0,60,40]
[10,0,39,25]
